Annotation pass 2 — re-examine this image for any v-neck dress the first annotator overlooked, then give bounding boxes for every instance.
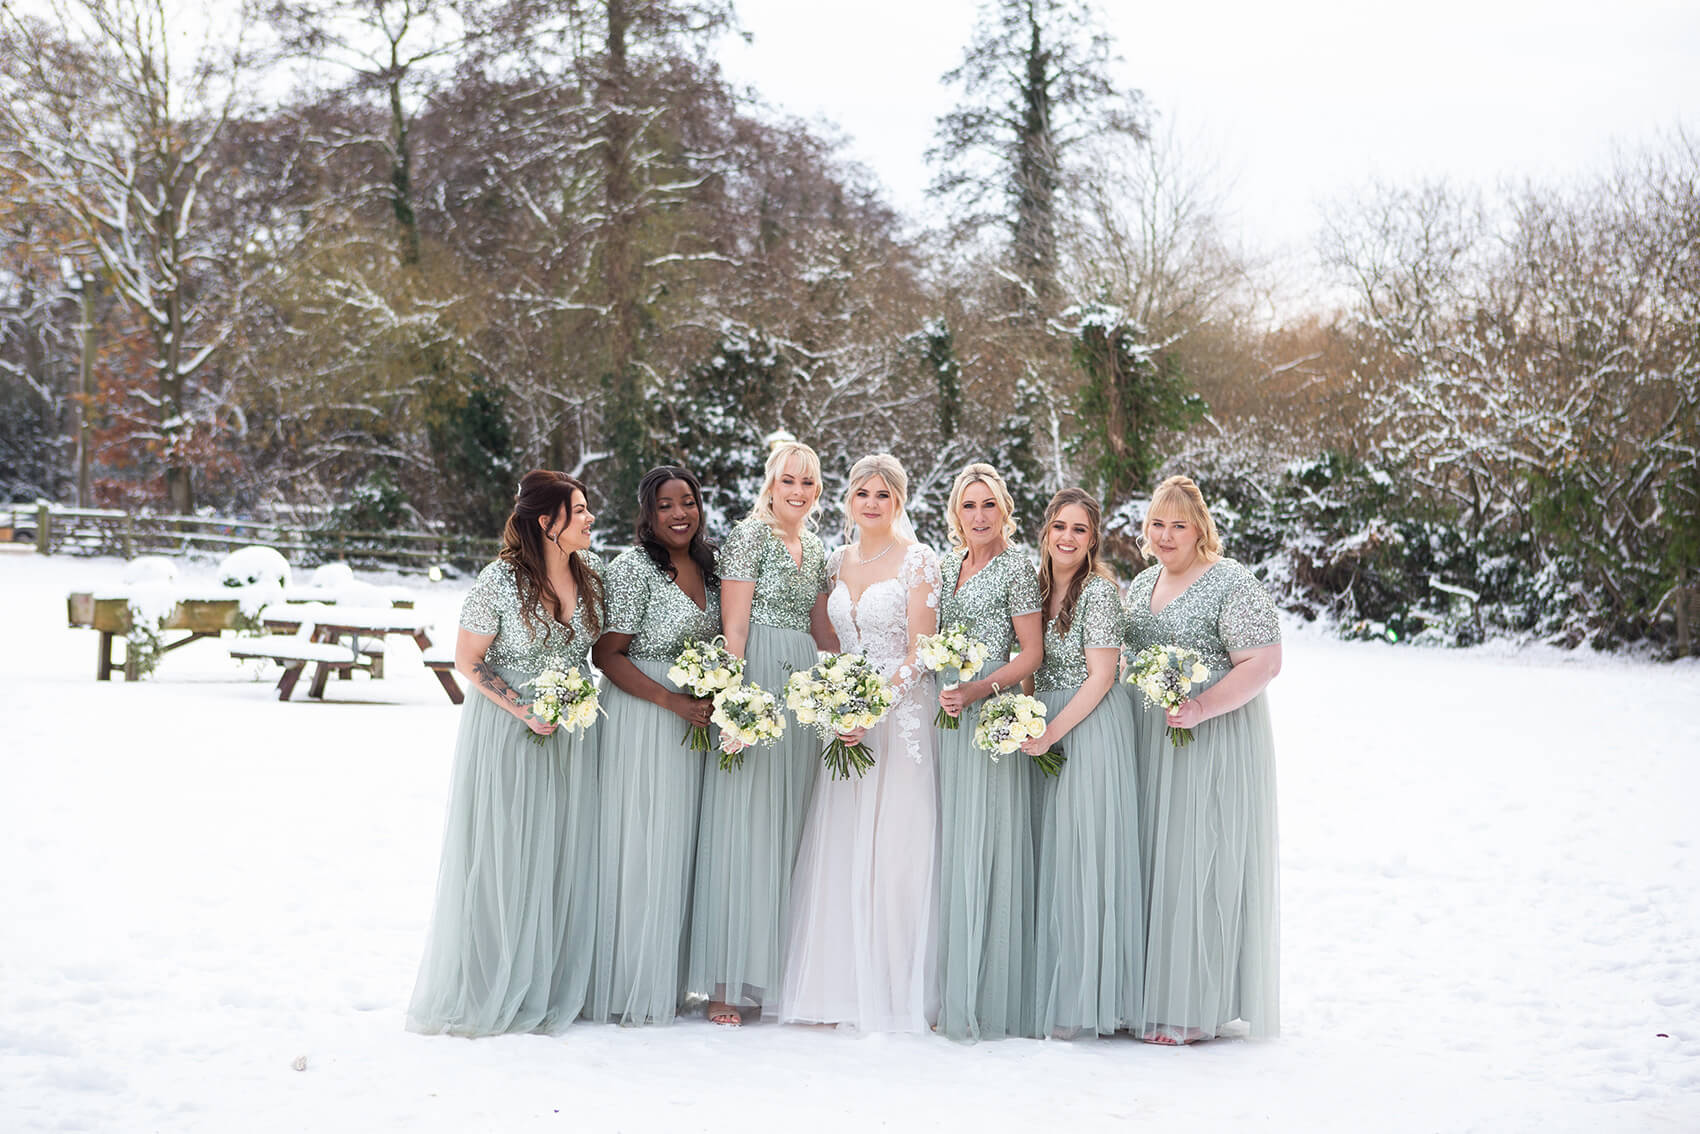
[1031,573,1144,1038]
[688,517,829,1011]
[1123,557,1281,1040]
[407,554,603,1036]
[588,547,721,1025]
[934,544,1043,1041]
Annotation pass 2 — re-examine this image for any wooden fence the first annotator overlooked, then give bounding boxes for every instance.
[13,504,501,573]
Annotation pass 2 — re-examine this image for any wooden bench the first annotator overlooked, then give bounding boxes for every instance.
[227,636,364,701]
[67,592,251,680]
[422,645,465,705]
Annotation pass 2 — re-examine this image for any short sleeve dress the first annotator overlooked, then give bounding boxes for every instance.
[934,544,1044,1042]
[407,554,603,1036]
[1123,557,1281,1040]
[588,547,721,1025]
[1030,573,1144,1038]
[688,518,828,1012]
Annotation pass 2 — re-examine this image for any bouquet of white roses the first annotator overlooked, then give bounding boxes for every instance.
[668,636,745,751]
[784,653,894,780]
[1125,644,1210,748]
[522,661,600,746]
[915,622,990,729]
[972,691,1065,776]
[709,682,786,772]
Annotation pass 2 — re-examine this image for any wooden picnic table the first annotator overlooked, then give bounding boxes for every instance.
[67,592,252,681]
[259,603,462,703]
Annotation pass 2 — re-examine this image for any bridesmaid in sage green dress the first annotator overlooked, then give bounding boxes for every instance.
[588,467,721,1025]
[408,470,604,1037]
[1124,475,1282,1043]
[689,441,835,1026]
[1025,488,1144,1039]
[935,462,1045,1042]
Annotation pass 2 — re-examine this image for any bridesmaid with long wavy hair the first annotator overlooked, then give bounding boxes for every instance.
[588,466,723,1025]
[407,469,605,1037]
[1026,487,1144,1039]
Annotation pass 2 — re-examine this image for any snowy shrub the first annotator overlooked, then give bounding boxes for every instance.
[121,556,179,586]
[217,546,291,590]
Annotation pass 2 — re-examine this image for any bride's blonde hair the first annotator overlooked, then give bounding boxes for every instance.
[840,453,909,543]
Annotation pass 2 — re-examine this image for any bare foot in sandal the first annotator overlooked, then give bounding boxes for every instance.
[707,1002,743,1027]
[1141,1026,1206,1045]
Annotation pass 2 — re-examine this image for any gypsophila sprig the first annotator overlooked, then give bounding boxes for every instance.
[972,690,1065,776]
[668,636,745,751]
[783,652,894,780]
[1126,644,1210,747]
[522,661,600,746]
[710,682,786,772]
[915,622,990,729]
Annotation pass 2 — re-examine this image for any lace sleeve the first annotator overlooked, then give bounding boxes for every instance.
[826,544,847,585]
[887,544,940,702]
[887,544,940,762]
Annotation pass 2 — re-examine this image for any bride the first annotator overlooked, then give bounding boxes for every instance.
[776,453,941,1032]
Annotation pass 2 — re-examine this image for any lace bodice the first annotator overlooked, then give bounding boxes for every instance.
[717,517,828,633]
[826,542,941,758]
[600,547,722,660]
[1123,558,1280,691]
[1034,574,1126,693]
[459,554,603,675]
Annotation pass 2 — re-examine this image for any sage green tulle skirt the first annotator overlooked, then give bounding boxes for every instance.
[407,666,598,1036]
[935,676,1039,1042]
[687,621,821,1009]
[1134,690,1280,1040]
[1033,684,1144,1038]
[587,658,706,1025]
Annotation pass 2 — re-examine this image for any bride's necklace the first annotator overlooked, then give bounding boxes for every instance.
[855,538,897,566]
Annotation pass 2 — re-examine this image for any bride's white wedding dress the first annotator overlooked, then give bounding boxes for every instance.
[775,541,941,1032]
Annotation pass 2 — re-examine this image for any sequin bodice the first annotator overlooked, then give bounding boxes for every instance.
[1034,574,1126,693]
[938,545,1042,665]
[600,547,722,660]
[1123,558,1280,689]
[716,518,828,633]
[459,555,602,674]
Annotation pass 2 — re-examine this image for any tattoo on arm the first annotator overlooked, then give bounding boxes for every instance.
[473,661,525,709]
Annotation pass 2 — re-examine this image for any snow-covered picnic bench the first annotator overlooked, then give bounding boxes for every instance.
[227,635,369,701]
[255,603,461,703]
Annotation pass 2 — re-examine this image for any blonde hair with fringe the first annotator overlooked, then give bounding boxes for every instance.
[1140,475,1222,564]
[945,462,1018,549]
[749,440,823,533]
[841,453,909,543]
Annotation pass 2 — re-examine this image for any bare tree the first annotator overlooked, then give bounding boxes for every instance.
[1,0,254,512]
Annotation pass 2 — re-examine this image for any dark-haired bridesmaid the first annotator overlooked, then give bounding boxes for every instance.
[588,467,722,1025]
[407,470,604,1036]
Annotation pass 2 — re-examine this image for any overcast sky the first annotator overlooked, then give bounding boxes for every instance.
[717,0,1700,256]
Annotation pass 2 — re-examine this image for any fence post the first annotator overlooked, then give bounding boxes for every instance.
[1678,565,1691,658]
[35,503,50,555]
[123,513,135,560]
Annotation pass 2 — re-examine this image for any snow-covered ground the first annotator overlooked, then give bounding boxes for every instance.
[2,547,1697,1133]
